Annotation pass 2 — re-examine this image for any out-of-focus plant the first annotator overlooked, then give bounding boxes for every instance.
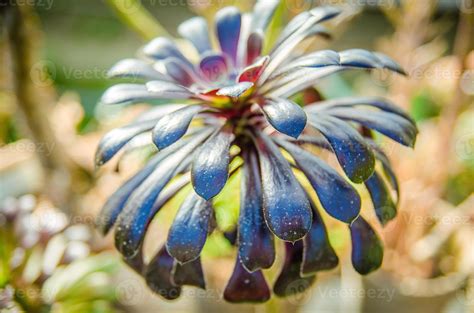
[409,195,474,292]
[353,0,474,310]
[0,195,119,313]
[1,2,93,214]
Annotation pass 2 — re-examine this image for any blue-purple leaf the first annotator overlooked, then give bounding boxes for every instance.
[167,192,212,263]
[366,140,400,201]
[143,37,193,68]
[145,246,181,300]
[273,241,316,297]
[96,140,188,235]
[308,5,342,23]
[107,58,171,81]
[260,25,331,84]
[134,104,186,123]
[101,84,157,105]
[246,31,264,65]
[305,96,415,123]
[324,108,417,147]
[309,115,375,183]
[145,80,194,99]
[276,139,360,223]
[274,6,341,48]
[152,105,203,150]
[254,133,312,242]
[178,17,212,55]
[215,6,241,63]
[365,171,397,226]
[114,130,212,258]
[123,248,144,274]
[339,49,382,69]
[224,259,271,303]
[349,216,384,275]
[262,97,307,139]
[172,257,206,289]
[285,50,340,70]
[163,58,196,87]
[199,53,229,82]
[95,119,155,167]
[267,53,403,98]
[191,129,234,200]
[373,52,406,75]
[238,149,275,272]
[302,199,339,276]
[261,50,337,94]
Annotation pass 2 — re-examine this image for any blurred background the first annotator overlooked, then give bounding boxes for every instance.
[0,0,473,312]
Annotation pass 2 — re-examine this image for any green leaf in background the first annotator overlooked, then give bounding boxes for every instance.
[212,169,240,232]
[200,162,242,259]
[444,167,474,206]
[0,227,15,286]
[42,253,119,304]
[51,300,116,313]
[410,90,441,122]
[263,0,286,54]
[201,232,234,259]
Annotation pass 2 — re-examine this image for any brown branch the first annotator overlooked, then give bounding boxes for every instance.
[3,2,91,215]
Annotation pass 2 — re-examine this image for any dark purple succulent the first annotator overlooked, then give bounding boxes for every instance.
[96,1,417,302]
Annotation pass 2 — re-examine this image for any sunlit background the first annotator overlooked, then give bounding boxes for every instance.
[1,0,473,312]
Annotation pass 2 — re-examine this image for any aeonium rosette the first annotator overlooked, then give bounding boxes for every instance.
[95,1,417,302]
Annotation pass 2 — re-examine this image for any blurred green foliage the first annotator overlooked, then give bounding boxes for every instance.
[410,90,442,122]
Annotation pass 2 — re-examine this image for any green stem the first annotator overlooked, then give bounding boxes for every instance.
[105,0,172,40]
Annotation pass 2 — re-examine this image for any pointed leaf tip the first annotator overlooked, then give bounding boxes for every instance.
[224,260,271,303]
[145,246,181,300]
[273,241,316,297]
[172,257,206,289]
